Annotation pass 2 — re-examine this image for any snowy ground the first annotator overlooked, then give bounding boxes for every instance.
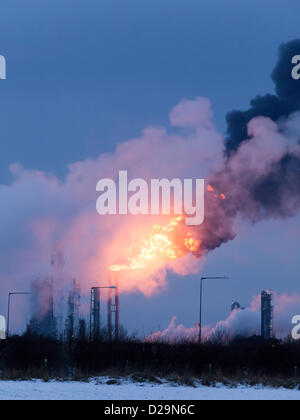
[0,378,299,400]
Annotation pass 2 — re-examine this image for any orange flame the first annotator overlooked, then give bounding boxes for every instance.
[109,184,228,273]
[207,184,227,201]
[109,216,201,272]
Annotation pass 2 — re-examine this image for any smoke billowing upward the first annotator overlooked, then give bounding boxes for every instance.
[147,293,300,343]
[226,39,300,152]
[226,40,300,218]
[190,39,300,256]
[1,39,300,311]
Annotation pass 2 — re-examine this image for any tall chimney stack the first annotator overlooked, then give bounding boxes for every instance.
[261,290,273,340]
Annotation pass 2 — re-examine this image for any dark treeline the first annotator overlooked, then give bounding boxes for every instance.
[0,333,300,381]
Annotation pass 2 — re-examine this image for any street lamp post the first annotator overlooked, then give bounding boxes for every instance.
[89,286,116,341]
[199,276,228,345]
[7,292,31,338]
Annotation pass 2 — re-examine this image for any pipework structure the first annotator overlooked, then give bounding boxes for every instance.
[65,279,81,342]
[90,284,117,341]
[108,274,120,342]
[90,287,100,341]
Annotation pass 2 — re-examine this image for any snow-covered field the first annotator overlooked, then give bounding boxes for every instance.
[0,378,299,400]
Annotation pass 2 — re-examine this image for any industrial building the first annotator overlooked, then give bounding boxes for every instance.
[26,263,121,342]
[90,274,120,342]
[27,255,84,341]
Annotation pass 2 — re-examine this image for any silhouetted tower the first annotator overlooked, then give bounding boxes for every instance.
[115,283,119,341]
[79,319,87,341]
[108,274,120,342]
[261,290,273,340]
[51,249,65,339]
[28,278,55,338]
[65,279,81,342]
[90,287,100,341]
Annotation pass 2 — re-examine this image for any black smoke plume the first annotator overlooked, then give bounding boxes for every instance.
[192,40,300,256]
[226,39,300,152]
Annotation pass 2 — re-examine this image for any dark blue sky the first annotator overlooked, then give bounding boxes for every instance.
[1,0,299,182]
[1,0,300,334]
